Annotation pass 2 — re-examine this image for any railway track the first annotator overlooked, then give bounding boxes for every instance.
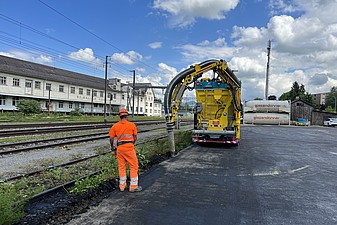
[0,120,167,137]
[0,124,171,155]
[1,122,193,225]
[0,120,192,155]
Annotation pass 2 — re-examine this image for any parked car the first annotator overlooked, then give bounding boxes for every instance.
[323,118,337,127]
[294,118,310,126]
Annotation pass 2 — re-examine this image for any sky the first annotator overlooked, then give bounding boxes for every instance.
[1,0,337,101]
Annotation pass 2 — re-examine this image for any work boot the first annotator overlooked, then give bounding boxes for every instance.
[119,188,125,192]
[129,186,142,192]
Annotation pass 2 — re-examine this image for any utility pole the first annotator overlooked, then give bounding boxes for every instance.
[48,88,51,116]
[126,82,130,111]
[104,56,108,122]
[137,90,140,115]
[265,40,271,100]
[130,70,136,118]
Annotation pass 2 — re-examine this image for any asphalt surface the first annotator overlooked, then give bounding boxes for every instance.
[66,125,337,225]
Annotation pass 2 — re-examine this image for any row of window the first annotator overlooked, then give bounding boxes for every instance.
[128,108,159,114]
[0,76,106,97]
[54,102,104,109]
[0,95,105,109]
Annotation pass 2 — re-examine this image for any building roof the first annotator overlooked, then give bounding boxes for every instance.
[291,99,314,108]
[0,55,107,90]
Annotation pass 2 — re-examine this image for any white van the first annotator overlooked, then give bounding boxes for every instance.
[323,118,337,127]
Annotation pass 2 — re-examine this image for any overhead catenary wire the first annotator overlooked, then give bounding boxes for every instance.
[38,0,160,74]
[0,13,134,79]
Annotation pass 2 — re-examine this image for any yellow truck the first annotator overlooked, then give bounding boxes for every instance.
[164,59,242,148]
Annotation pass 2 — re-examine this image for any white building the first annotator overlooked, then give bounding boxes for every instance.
[312,92,328,106]
[0,55,162,116]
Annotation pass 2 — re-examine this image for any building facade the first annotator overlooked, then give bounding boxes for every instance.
[0,55,162,116]
[312,92,328,106]
[290,99,314,121]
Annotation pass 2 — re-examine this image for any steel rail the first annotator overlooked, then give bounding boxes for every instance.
[4,126,193,182]
[0,120,166,137]
[0,122,193,155]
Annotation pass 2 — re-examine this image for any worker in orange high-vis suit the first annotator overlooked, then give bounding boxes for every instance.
[109,108,142,192]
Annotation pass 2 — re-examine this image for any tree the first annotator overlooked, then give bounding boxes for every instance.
[325,86,337,112]
[279,81,313,105]
[16,99,41,115]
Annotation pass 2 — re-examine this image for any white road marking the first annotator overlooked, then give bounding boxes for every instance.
[288,165,310,174]
[237,169,281,177]
[329,152,337,155]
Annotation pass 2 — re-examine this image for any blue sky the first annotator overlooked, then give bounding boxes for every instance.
[1,0,337,101]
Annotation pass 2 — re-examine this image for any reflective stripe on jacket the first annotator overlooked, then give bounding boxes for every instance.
[109,120,137,151]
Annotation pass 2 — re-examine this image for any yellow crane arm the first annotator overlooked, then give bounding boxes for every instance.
[163,59,241,123]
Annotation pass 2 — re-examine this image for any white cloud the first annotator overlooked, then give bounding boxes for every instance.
[174,0,337,100]
[269,0,299,15]
[179,38,236,62]
[153,0,239,27]
[0,50,53,64]
[149,42,162,49]
[232,26,269,46]
[68,48,101,65]
[157,62,177,84]
[110,50,143,65]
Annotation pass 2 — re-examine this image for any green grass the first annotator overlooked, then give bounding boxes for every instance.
[0,130,192,224]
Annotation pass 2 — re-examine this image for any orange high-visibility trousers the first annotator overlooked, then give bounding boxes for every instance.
[116,149,139,191]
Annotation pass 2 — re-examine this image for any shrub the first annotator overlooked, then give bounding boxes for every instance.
[69,108,83,116]
[16,99,41,115]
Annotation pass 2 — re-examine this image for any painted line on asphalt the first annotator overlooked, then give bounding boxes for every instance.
[329,152,337,155]
[288,165,310,174]
[237,169,281,177]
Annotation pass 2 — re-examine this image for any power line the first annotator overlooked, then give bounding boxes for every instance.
[0,14,134,78]
[38,0,160,73]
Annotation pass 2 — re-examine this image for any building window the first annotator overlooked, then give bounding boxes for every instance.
[150,103,152,107]
[113,85,116,90]
[12,97,20,106]
[87,89,91,96]
[79,88,83,95]
[46,83,51,90]
[94,103,98,107]
[141,98,143,102]
[93,90,97,97]
[59,85,64,92]
[100,91,103,97]
[58,102,64,108]
[0,95,6,105]
[25,80,32,88]
[140,107,143,112]
[71,87,75,94]
[146,102,148,106]
[35,81,41,89]
[122,94,125,100]
[113,93,116,99]
[0,76,6,85]
[150,109,152,113]
[13,78,20,87]
[80,103,85,108]
[145,109,148,113]
[69,102,73,109]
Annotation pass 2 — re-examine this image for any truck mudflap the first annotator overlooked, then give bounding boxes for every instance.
[192,135,240,145]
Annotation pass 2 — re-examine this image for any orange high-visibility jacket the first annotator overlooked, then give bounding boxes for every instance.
[109,120,137,151]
